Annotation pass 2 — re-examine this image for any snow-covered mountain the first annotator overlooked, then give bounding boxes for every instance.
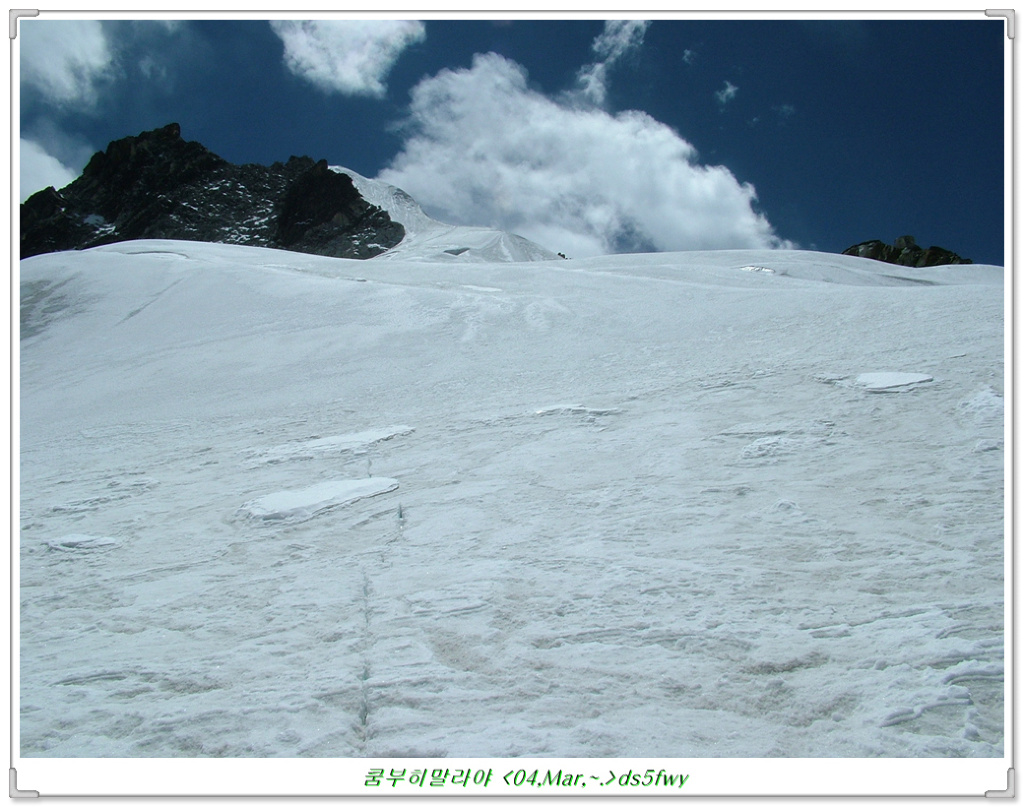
[18,239,1005,772]
[336,166,560,263]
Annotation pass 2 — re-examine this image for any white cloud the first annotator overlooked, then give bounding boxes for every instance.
[379,52,788,258]
[575,19,649,107]
[715,81,739,105]
[20,20,113,108]
[270,19,425,97]
[592,19,649,63]
[20,138,78,201]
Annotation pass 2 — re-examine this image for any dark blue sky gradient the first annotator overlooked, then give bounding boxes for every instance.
[20,17,1006,265]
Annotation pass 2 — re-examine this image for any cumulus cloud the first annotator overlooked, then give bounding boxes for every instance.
[270,19,425,97]
[715,81,739,105]
[20,138,78,201]
[19,20,113,108]
[575,19,649,106]
[379,50,788,258]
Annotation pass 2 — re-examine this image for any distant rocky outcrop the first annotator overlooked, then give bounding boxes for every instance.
[842,235,971,267]
[20,123,405,260]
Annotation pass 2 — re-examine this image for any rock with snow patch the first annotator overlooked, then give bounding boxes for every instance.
[275,159,404,259]
[20,123,405,260]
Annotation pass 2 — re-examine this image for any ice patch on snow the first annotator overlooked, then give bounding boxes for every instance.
[739,265,775,274]
[853,372,934,392]
[240,478,399,523]
[45,534,119,552]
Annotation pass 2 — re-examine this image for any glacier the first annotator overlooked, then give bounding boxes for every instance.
[17,236,1005,773]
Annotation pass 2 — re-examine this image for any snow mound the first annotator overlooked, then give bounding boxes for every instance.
[740,435,800,459]
[240,478,399,523]
[854,372,934,392]
[957,386,1003,424]
[45,534,119,552]
[377,225,559,263]
[333,166,559,263]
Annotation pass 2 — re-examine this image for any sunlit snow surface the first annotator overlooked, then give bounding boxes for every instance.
[20,240,1004,758]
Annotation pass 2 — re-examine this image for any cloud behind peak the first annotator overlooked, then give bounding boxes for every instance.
[379,50,788,257]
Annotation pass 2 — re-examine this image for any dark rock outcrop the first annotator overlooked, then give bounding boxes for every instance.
[843,235,971,267]
[20,123,404,260]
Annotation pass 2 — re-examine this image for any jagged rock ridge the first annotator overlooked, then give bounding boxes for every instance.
[843,235,971,267]
[20,123,405,260]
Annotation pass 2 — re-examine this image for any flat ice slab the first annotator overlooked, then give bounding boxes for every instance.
[854,372,934,391]
[240,478,399,523]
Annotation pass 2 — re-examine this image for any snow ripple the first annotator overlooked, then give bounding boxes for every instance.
[245,427,413,466]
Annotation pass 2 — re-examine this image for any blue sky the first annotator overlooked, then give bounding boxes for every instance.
[19,15,1006,263]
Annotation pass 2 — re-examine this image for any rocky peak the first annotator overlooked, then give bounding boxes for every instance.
[20,124,404,260]
[843,235,972,267]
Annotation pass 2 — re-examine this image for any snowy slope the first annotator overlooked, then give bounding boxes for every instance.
[19,240,1005,760]
[335,166,561,263]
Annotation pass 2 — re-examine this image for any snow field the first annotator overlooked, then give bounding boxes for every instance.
[19,241,1004,758]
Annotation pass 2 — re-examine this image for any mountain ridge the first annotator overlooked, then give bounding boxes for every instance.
[20,123,407,261]
[842,235,972,267]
